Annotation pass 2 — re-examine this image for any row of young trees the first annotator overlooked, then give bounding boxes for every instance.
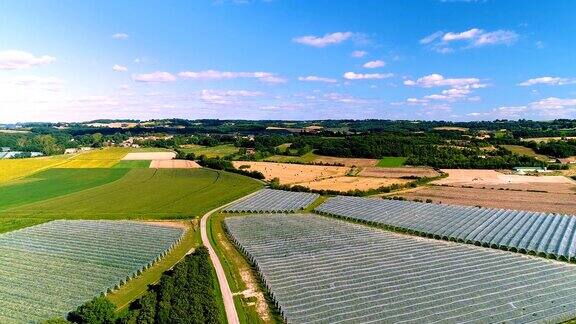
[59,247,220,324]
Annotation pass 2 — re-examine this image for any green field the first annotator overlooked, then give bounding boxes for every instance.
[0,218,47,234]
[180,144,240,158]
[377,157,407,167]
[0,168,128,211]
[112,160,151,168]
[1,168,263,220]
[501,145,549,161]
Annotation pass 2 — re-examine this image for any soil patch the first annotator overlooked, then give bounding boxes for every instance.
[150,159,201,169]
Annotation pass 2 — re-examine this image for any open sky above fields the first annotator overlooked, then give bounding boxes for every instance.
[1,0,575,122]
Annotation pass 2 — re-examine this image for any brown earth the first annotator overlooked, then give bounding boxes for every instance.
[400,185,576,215]
[232,161,349,184]
[294,176,408,191]
[359,167,441,178]
[150,159,201,169]
[313,155,379,167]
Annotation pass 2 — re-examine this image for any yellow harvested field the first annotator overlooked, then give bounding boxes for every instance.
[232,161,349,184]
[313,155,379,167]
[150,159,201,169]
[122,152,176,160]
[0,155,72,183]
[294,176,408,191]
[58,148,130,168]
[435,169,574,186]
[359,167,441,178]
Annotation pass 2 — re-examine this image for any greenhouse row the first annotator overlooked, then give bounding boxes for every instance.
[0,220,184,323]
[225,214,576,324]
[316,196,576,260]
[223,188,319,213]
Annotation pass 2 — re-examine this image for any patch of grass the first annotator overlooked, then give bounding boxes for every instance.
[58,148,131,168]
[0,168,128,211]
[180,144,240,158]
[377,157,407,167]
[0,155,74,183]
[501,145,549,161]
[0,218,47,234]
[2,168,263,220]
[108,221,200,311]
[112,160,151,168]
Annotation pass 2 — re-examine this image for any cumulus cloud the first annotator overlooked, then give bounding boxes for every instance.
[363,60,385,69]
[133,71,176,83]
[403,74,486,106]
[293,32,354,47]
[351,50,368,58]
[112,64,128,72]
[112,33,129,40]
[421,28,518,53]
[0,50,55,70]
[343,72,393,80]
[404,74,484,88]
[178,70,286,84]
[518,76,575,86]
[298,76,337,83]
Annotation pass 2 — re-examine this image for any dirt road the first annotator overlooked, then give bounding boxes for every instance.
[199,191,258,324]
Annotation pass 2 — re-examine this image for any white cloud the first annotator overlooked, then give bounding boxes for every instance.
[293,32,354,48]
[363,60,385,69]
[420,31,444,45]
[518,76,575,86]
[2,76,64,92]
[112,33,129,40]
[0,50,55,70]
[200,89,264,105]
[530,97,576,110]
[404,74,484,88]
[178,70,286,84]
[298,76,337,83]
[421,28,518,53]
[351,50,367,58]
[343,72,393,80]
[112,64,128,72]
[133,71,176,83]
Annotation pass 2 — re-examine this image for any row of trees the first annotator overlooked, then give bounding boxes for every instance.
[60,247,220,324]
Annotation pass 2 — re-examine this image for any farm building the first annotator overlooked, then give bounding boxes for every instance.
[513,166,549,174]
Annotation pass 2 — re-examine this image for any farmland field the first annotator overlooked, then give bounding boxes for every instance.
[232,161,349,184]
[501,144,549,161]
[264,152,318,164]
[112,160,151,168]
[180,144,240,158]
[400,185,576,214]
[358,166,441,178]
[0,220,184,323]
[58,148,130,168]
[1,168,263,220]
[293,176,408,191]
[0,168,128,211]
[0,155,73,183]
[226,214,576,323]
[377,156,407,167]
[122,152,176,160]
[149,159,201,168]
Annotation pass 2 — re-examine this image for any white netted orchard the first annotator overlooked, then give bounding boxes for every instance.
[223,189,319,213]
[0,220,184,323]
[225,214,576,323]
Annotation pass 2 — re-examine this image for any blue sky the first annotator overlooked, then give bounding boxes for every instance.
[0,0,575,122]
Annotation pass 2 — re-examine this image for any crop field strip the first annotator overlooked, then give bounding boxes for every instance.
[1,168,263,220]
[223,188,319,213]
[316,196,576,261]
[225,214,576,323]
[0,220,184,323]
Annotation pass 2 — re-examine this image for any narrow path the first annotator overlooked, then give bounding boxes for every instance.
[199,190,260,324]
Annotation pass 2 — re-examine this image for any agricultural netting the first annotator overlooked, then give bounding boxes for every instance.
[225,214,576,323]
[316,196,576,260]
[223,189,319,213]
[0,220,184,323]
